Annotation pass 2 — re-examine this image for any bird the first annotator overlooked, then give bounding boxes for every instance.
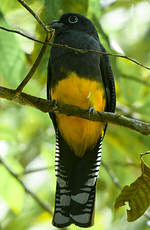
[47,13,116,228]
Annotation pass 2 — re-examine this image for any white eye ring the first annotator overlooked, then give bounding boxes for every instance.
[68,15,78,24]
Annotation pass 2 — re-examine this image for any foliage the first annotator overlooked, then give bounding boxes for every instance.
[115,157,150,222]
[0,0,150,230]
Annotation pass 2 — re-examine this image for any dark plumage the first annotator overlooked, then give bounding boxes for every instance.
[47,13,116,228]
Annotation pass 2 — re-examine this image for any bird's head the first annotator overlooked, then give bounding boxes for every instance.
[49,13,98,40]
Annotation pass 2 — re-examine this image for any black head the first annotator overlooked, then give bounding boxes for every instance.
[49,13,99,40]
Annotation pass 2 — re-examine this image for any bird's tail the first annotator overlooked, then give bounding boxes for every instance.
[70,182,96,227]
[52,132,102,228]
[52,180,71,227]
[52,179,97,228]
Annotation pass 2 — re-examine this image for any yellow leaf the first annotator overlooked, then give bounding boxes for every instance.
[114,159,150,221]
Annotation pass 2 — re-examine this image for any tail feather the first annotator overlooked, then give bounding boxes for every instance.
[53,182,96,227]
[53,131,71,227]
[53,182,71,227]
[70,185,96,227]
[69,141,101,227]
[52,131,102,228]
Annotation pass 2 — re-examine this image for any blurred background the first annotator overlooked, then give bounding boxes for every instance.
[0,0,150,229]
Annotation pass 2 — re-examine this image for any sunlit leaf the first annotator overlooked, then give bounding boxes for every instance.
[0,12,27,88]
[115,159,150,221]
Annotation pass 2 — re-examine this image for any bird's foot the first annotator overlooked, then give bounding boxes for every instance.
[51,99,58,111]
[88,107,97,119]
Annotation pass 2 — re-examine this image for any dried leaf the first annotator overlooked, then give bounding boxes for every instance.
[114,159,150,221]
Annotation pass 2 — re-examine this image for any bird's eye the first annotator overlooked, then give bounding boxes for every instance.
[68,15,78,24]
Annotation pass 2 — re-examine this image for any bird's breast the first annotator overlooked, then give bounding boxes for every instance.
[51,72,106,157]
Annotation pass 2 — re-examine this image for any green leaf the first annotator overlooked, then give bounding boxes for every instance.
[115,159,150,221]
[0,12,27,88]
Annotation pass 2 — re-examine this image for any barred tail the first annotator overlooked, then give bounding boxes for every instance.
[52,131,102,228]
[70,140,102,227]
[52,131,71,227]
[70,183,96,227]
[52,181,71,227]
[53,178,97,228]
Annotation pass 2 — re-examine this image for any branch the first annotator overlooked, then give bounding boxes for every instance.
[0,157,52,214]
[101,161,122,189]
[0,26,46,44]
[108,161,140,168]
[121,74,150,87]
[19,167,51,176]
[0,86,150,135]
[0,26,150,71]
[15,33,53,94]
[17,0,51,33]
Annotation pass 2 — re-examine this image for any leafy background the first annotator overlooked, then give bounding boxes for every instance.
[0,0,150,229]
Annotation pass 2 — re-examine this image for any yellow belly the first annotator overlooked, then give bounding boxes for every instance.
[51,72,106,157]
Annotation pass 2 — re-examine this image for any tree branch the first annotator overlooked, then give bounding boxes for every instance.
[108,161,140,168]
[17,0,51,33]
[0,26,43,43]
[19,167,51,176]
[101,161,122,189]
[0,85,150,135]
[121,74,150,87]
[0,26,150,71]
[0,157,52,214]
[15,33,53,94]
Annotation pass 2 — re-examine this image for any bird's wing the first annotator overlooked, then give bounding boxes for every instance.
[100,44,116,113]
[47,61,58,130]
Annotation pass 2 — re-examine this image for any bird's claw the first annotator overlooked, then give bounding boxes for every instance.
[51,99,58,111]
[88,107,97,119]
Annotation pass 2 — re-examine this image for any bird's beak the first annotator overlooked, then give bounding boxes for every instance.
[49,20,64,29]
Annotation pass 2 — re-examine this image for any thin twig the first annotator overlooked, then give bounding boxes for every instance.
[0,157,52,214]
[107,161,140,168]
[17,0,50,33]
[0,26,44,44]
[20,167,51,176]
[15,33,53,94]
[121,74,150,87]
[101,161,122,190]
[1,86,150,135]
[0,26,150,71]
[102,53,150,71]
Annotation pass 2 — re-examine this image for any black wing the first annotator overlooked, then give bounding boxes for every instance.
[99,44,116,136]
[100,44,116,113]
[47,60,57,130]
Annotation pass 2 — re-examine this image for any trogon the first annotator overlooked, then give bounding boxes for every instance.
[47,13,116,228]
